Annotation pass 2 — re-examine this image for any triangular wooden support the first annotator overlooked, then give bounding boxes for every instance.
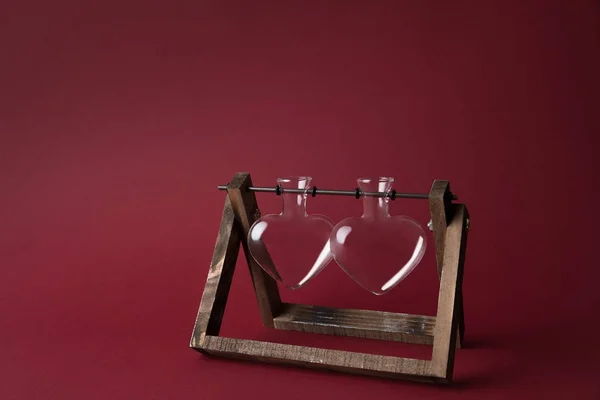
[191,172,470,383]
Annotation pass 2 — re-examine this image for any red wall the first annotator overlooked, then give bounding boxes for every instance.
[1,1,599,399]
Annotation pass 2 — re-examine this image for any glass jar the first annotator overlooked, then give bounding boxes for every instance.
[248,177,334,289]
[330,177,427,295]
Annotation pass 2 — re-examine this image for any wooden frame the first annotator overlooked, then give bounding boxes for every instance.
[190,172,470,383]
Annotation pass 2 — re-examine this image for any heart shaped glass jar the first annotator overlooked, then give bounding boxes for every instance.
[330,177,427,295]
[248,177,334,289]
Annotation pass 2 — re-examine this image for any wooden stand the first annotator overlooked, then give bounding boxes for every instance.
[190,172,470,383]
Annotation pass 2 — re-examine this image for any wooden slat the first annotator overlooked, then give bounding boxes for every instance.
[273,303,436,344]
[429,180,464,348]
[190,196,240,350]
[227,173,282,327]
[430,204,469,381]
[428,180,451,278]
[200,336,443,382]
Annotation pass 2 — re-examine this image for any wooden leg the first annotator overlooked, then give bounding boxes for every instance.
[430,204,469,381]
[227,173,282,327]
[190,195,241,349]
[429,180,465,348]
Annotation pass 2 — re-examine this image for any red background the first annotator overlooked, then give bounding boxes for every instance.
[1,1,599,398]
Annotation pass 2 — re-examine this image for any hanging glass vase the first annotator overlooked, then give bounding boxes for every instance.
[330,177,427,295]
[247,177,334,289]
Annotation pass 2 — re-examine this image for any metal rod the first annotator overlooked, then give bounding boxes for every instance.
[216,185,457,200]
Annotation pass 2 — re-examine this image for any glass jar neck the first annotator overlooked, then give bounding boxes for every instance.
[281,192,308,217]
[278,177,311,217]
[358,177,393,219]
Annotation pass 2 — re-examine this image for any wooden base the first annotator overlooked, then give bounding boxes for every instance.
[273,303,436,345]
[191,173,470,383]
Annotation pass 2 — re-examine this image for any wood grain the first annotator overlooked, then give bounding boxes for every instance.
[273,303,436,344]
[429,180,464,348]
[201,336,445,382]
[430,204,469,381]
[226,173,282,327]
[190,195,240,350]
